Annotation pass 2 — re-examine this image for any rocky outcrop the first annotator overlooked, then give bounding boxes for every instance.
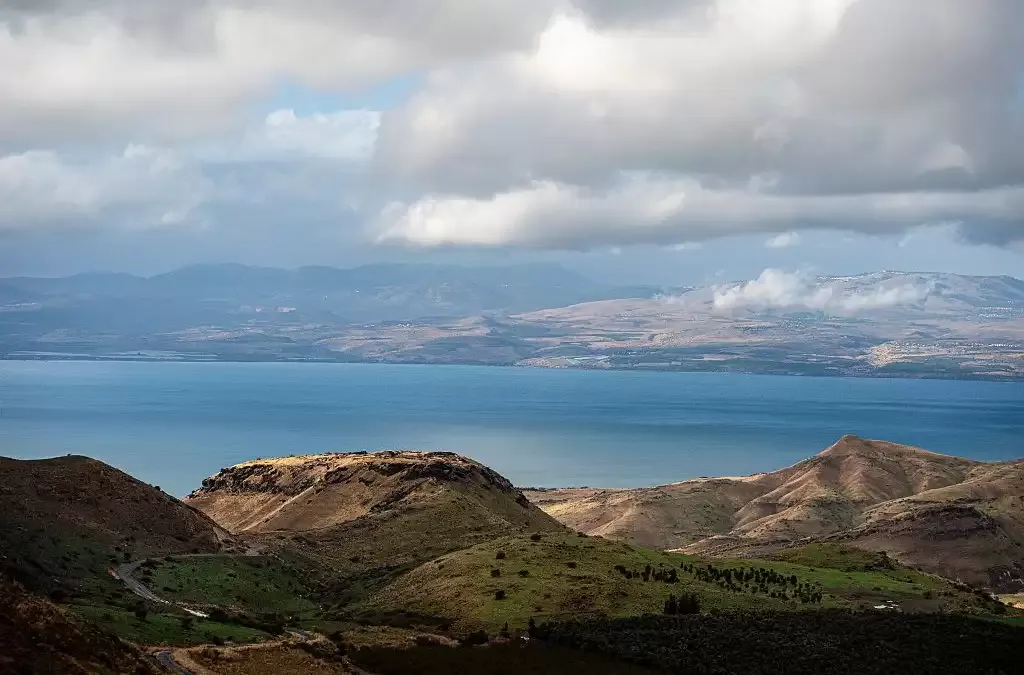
[186,450,555,535]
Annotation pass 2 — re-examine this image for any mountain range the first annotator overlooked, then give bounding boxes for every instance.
[2,263,1023,379]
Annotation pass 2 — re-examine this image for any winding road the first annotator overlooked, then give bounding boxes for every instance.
[113,554,316,673]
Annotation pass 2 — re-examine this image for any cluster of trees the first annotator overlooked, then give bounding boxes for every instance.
[609,560,823,603]
[681,563,823,603]
[613,563,679,583]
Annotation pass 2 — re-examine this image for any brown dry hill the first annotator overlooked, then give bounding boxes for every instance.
[187,451,564,573]
[525,436,1024,591]
[0,577,158,674]
[0,455,223,595]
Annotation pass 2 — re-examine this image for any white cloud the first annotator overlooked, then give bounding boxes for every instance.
[212,108,381,162]
[710,268,933,313]
[0,147,210,227]
[765,231,801,248]
[0,1,554,144]
[375,176,1024,249]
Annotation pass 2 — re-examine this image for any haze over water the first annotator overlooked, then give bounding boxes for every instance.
[1,360,1021,497]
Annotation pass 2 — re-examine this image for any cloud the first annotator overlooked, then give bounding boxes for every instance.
[0,0,554,144]
[710,268,933,313]
[0,107,377,230]
[0,146,210,227]
[765,231,801,248]
[374,176,1024,249]
[373,0,1024,246]
[1,0,1023,252]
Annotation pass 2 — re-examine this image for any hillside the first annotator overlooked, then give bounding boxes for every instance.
[187,451,565,576]
[0,578,157,674]
[525,436,1024,591]
[0,455,223,595]
[361,533,995,632]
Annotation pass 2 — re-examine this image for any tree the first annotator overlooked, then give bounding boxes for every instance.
[528,617,538,637]
[133,602,148,622]
[664,594,678,615]
[500,621,510,638]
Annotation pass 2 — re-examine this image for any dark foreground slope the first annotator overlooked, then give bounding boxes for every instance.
[0,455,222,595]
[0,578,157,675]
[526,610,1023,675]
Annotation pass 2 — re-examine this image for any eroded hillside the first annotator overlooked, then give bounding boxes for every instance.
[187,451,565,575]
[525,436,1024,591]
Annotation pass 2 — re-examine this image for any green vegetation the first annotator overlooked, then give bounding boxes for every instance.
[0,526,122,599]
[363,533,999,630]
[769,543,902,571]
[144,555,319,616]
[70,603,271,646]
[533,611,1024,674]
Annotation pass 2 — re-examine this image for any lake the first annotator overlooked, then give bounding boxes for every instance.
[1,361,1021,497]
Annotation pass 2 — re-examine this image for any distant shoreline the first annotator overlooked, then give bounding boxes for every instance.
[3,354,1022,382]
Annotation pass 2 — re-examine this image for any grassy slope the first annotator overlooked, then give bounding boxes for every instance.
[145,556,319,616]
[364,534,1002,630]
[70,603,271,646]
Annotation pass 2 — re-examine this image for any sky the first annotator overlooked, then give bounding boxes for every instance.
[1,0,1023,285]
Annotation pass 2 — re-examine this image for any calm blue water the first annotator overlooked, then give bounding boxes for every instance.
[0,361,1021,497]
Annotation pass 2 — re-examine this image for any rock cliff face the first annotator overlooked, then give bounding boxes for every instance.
[187,450,553,534]
[526,436,1024,592]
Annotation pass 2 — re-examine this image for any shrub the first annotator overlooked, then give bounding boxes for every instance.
[495,589,507,601]
[518,569,530,577]
[566,562,577,569]
[530,534,543,542]
[491,569,502,577]
[496,551,507,560]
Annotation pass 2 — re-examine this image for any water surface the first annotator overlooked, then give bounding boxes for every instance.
[1,361,1020,496]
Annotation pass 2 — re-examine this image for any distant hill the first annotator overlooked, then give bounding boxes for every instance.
[0,456,223,595]
[0,578,157,675]
[186,451,565,576]
[0,262,632,326]
[525,436,1024,592]
[2,267,1020,379]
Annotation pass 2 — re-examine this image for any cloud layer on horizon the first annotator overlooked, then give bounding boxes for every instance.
[709,268,934,313]
[1,0,1022,250]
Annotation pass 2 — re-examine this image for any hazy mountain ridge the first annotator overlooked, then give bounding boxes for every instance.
[524,436,1024,592]
[2,264,1022,379]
